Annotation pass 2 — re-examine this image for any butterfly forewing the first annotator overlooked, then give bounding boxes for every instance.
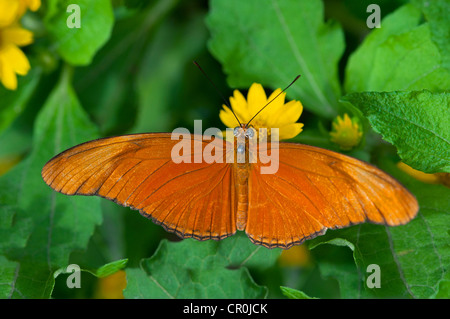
[42,133,237,241]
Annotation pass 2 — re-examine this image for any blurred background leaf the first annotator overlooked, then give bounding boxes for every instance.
[0,67,102,298]
[131,8,209,133]
[44,0,114,65]
[0,256,21,298]
[0,67,42,136]
[410,0,450,69]
[207,0,345,118]
[73,0,180,135]
[344,4,450,93]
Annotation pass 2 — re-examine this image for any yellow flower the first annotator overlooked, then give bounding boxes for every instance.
[0,0,40,90]
[278,245,312,268]
[220,83,304,140]
[0,154,22,176]
[0,24,33,90]
[397,161,450,188]
[397,162,439,184]
[93,270,127,299]
[329,113,362,150]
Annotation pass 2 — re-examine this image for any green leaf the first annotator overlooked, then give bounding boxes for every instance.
[53,258,128,278]
[280,286,318,299]
[132,9,207,133]
[124,234,279,298]
[309,161,450,298]
[44,0,114,65]
[436,271,450,298]
[124,0,149,9]
[74,0,180,135]
[0,67,42,135]
[343,90,450,173]
[207,0,345,117]
[344,4,450,93]
[0,256,20,298]
[308,238,360,298]
[218,232,282,270]
[411,0,450,69]
[0,205,32,253]
[95,258,128,278]
[0,66,102,298]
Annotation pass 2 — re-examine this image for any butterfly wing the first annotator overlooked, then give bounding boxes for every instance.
[42,133,236,240]
[246,142,419,249]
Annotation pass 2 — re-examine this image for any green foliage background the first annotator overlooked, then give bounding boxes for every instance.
[0,0,448,299]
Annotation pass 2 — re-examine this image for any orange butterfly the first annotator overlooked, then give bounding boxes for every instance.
[41,83,418,249]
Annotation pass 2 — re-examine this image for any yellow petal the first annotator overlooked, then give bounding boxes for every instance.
[397,162,440,184]
[2,27,33,46]
[2,44,30,75]
[260,90,286,126]
[270,100,302,126]
[247,83,267,118]
[267,88,285,107]
[230,89,247,111]
[16,0,41,17]
[0,0,19,27]
[0,57,18,90]
[230,90,250,123]
[219,106,240,129]
[265,89,285,116]
[336,117,344,126]
[28,0,42,11]
[279,123,304,140]
[343,114,353,127]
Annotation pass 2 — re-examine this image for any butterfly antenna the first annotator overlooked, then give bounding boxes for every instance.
[246,75,301,127]
[193,61,242,127]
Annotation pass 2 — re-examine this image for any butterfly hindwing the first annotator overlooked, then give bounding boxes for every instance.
[245,142,418,249]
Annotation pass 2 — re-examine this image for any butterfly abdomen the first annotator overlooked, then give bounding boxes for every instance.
[235,163,249,231]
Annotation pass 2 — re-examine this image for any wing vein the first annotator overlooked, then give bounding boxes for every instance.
[123,159,172,204]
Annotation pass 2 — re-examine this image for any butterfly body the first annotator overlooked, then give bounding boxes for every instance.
[235,161,250,231]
